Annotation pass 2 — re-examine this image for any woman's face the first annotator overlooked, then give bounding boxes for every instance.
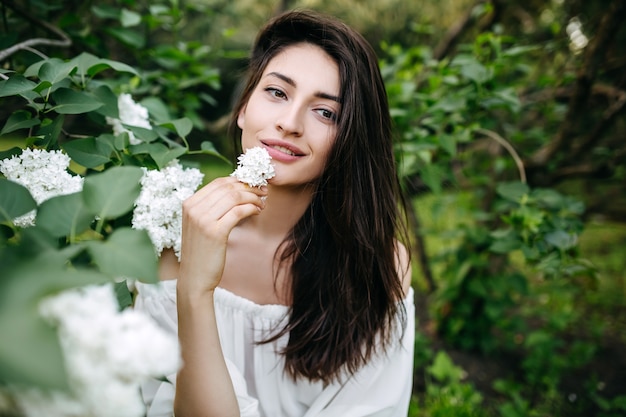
[237,43,340,187]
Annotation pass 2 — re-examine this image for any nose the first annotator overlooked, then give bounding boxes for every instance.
[275,104,304,137]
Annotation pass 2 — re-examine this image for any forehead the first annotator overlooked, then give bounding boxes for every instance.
[263,43,340,94]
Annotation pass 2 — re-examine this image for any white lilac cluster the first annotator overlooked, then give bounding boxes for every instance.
[105,93,152,145]
[13,283,181,417]
[0,148,84,227]
[230,147,275,187]
[132,160,204,259]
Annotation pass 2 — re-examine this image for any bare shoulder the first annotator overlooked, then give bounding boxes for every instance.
[394,240,412,297]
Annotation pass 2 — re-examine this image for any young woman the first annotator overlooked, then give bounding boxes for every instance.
[136,9,415,417]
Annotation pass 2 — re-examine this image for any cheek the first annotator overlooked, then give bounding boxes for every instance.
[312,132,336,174]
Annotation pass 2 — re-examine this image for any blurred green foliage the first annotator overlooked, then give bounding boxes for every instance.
[1,0,625,416]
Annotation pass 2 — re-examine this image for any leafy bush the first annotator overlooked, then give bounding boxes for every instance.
[0,8,224,412]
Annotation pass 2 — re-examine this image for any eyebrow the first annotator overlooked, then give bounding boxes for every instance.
[266,71,341,103]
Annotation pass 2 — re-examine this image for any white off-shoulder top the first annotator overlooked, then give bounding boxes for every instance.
[134,280,415,417]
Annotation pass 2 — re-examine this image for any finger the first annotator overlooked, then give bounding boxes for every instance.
[214,202,263,235]
[185,177,267,210]
[183,185,265,225]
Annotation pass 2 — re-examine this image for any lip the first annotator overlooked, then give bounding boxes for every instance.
[261,140,306,162]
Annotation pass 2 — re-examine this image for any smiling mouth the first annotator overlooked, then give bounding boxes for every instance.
[270,145,297,156]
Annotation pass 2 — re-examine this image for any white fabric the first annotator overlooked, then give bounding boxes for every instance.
[135,280,415,417]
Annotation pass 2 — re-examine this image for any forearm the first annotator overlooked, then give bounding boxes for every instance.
[174,285,240,417]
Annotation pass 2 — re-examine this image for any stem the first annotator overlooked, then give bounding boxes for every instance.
[186,150,232,165]
[0,0,71,62]
[475,128,527,183]
[94,216,106,236]
[180,135,191,150]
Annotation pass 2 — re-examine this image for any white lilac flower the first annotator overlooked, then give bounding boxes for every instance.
[132,160,204,259]
[0,148,84,227]
[12,389,85,417]
[11,283,182,417]
[230,146,275,187]
[105,93,152,145]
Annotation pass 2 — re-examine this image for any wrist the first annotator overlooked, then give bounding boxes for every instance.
[176,280,216,304]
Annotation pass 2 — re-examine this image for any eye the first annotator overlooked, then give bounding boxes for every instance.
[316,108,337,122]
[265,87,286,99]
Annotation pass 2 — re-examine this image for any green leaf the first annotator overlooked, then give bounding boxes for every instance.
[531,188,565,209]
[69,52,100,78]
[36,192,95,238]
[200,141,232,165]
[38,59,76,84]
[159,118,193,138]
[200,140,219,154]
[0,250,109,390]
[420,163,445,193]
[82,166,143,220]
[50,88,103,114]
[14,226,59,256]
[120,8,142,27]
[0,146,22,161]
[87,228,158,282]
[91,4,120,19]
[114,280,134,309]
[489,236,521,253]
[149,4,169,15]
[96,133,125,152]
[91,85,120,118]
[148,142,187,169]
[0,179,36,223]
[0,75,37,97]
[63,137,113,168]
[88,59,140,78]
[502,45,540,57]
[452,55,492,84]
[427,351,465,383]
[34,116,64,148]
[126,125,158,143]
[452,260,473,287]
[32,80,53,95]
[0,306,68,390]
[0,111,40,136]
[496,181,529,203]
[106,27,146,49]
[438,134,457,155]
[545,230,578,251]
[431,95,467,113]
[23,60,46,78]
[140,97,171,122]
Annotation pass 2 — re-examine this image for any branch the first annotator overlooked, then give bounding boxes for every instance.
[552,163,599,180]
[521,83,626,104]
[552,145,626,182]
[0,0,71,62]
[405,200,436,293]
[566,86,626,162]
[475,128,527,183]
[521,84,626,171]
[527,0,626,167]
[433,0,487,60]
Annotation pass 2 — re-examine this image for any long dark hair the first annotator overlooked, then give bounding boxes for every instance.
[229,9,411,384]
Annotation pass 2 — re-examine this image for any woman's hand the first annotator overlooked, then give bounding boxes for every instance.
[178,176,268,295]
